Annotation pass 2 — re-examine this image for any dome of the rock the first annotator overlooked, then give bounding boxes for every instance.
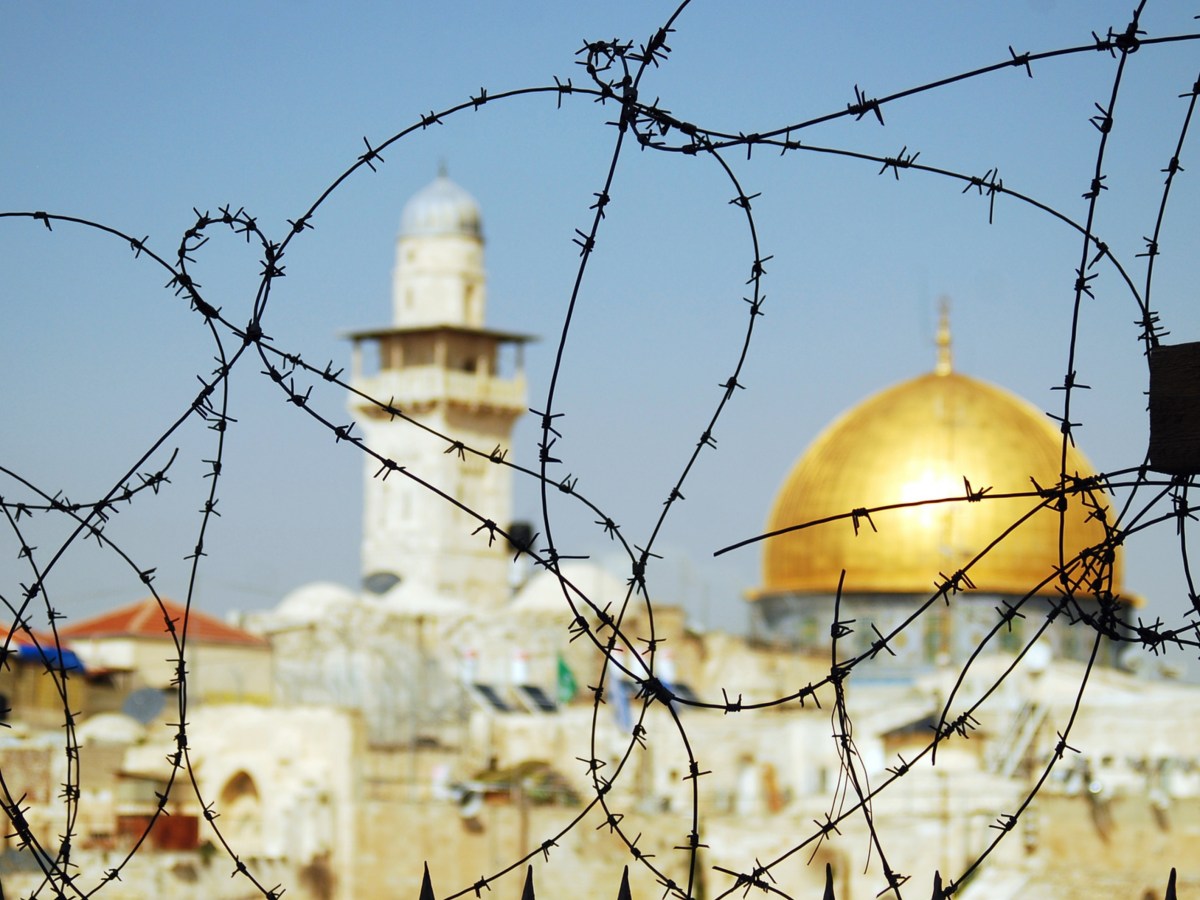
[758,367,1121,600]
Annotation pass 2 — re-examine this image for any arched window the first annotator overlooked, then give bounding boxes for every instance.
[217,771,262,855]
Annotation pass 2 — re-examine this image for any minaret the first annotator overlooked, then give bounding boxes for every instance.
[347,172,531,607]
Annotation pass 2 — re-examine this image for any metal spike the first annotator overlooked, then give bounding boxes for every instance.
[522,865,536,900]
[1165,867,1178,900]
[616,865,632,900]
[823,862,836,900]
[419,862,435,900]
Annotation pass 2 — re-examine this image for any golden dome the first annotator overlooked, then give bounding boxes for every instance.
[759,366,1122,599]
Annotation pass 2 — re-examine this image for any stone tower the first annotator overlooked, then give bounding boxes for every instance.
[347,172,530,606]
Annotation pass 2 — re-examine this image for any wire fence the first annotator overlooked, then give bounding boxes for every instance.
[3,2,1200,897]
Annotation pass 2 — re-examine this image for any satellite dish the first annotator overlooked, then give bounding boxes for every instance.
[1118,646,1145,674]
[506,521,535,554]
[121,687,167,724]
[363,571,402,595]
[1025,642,1052,676]
[459,790,483,819]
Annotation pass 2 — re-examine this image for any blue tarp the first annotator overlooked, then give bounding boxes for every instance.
[13,643,84,672]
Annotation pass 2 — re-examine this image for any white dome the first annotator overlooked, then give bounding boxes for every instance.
[399,173,482,239]
[76,712,146,745]
[512,562,630,614]
[378,580,469,616]
[275,581,358,623]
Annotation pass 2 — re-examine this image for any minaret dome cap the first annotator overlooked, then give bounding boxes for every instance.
[399,171,483,239]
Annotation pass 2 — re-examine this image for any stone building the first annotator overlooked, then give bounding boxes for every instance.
[0,620,85,731]
[60,595,273,706]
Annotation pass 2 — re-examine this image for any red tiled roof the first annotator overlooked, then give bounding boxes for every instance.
[59,597,267,646]
[0,621,70,651]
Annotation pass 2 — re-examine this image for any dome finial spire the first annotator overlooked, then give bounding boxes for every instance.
[935,296,953,376]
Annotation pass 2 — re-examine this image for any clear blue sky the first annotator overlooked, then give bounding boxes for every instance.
[3,3,1199,652]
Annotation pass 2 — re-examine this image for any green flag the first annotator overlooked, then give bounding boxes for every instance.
[556,653,578,705]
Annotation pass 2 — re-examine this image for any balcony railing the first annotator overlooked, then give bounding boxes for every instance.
[354,367,526,413]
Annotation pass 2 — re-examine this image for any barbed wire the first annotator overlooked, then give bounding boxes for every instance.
[3,1,1200,897]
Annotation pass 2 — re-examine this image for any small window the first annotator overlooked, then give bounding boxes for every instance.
[1000,618,1022,652]
[464,283,478,320]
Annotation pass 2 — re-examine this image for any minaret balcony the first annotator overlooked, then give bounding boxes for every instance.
[353,366,527,416]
